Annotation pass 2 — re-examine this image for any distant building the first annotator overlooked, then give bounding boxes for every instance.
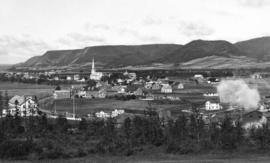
[144,82,153,89]
[203,93,219,97]
[161,85,173,93]
[207,77,220,84]
[66,76,72,81]
[2,95,39,117]
[205,101,221,111]
[54,76,59,81]
[251,73,262,79]
[152,83,161,90]
[74,74,80,81]
[194,74,204,79]
[81,89,106,99]
[112,85,126,93]
[177,83,184,89]
[54,90,71,99]
[90,58,103,80]
[134,88,144,96]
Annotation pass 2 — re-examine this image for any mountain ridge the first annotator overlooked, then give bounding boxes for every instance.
[15,36,270,69]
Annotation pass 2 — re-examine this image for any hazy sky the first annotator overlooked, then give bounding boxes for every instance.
[0,0,270,64]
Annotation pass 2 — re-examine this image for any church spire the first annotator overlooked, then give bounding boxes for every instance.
[91,58,95,74]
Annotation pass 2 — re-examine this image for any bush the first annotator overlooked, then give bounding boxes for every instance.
[0,140,35,159]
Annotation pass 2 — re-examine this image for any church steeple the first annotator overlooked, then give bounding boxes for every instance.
[91,58,95,74]
[90,58,103,80]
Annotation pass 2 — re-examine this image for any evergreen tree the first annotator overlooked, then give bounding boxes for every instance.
[252,124,270,149]
[14,100,23,134]
[39,113,48,132]
[79,118,88,131]
[220,115,237,150]
[234,120,244,145]
[131,116,147,146]
[0,91,2,117]
[4,91,9,115]
[56,115,69,132]
[122,117,132,140]
[145,116,164,146]
[97,118,120,153]
[55,85,61,90]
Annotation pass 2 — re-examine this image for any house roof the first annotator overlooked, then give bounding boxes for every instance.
[162,85,172,89]
[9,95,25,105]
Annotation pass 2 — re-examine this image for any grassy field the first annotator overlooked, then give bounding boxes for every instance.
[0,81,54,99]
[3,77,270,115]
[43,98,188,116]
[2,153,270,163]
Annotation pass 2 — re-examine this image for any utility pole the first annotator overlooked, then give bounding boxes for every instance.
[73,95,75,118]
[54,100,56,114]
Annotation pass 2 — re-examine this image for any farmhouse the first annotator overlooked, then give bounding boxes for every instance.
[134,88,144,96]
[2,95,39,117]
[152,83,161,90]
[144,82,153,89]
[74,74,80,81]
[177,83,184,89]
[194,74,204,79]
[205,101,221,111]
[66,76,72,80]
[161,85,173,93]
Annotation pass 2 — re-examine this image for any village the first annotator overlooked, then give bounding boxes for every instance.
[1,59,270,131]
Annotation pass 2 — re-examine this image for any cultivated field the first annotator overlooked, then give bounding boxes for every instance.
[0,81,54,99]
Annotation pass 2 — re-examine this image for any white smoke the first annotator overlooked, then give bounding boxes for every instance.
[217,79,260,111]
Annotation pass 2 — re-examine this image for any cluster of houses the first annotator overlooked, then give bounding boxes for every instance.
[49,59,188,101]
[95,109,125,119]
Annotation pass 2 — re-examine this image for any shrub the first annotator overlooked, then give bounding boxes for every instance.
[0,140,34,159]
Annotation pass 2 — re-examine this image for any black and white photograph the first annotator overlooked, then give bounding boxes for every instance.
[1,0,270,162]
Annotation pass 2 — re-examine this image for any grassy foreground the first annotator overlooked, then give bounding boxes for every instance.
[1,153,270,163]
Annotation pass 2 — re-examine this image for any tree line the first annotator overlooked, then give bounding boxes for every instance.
[0,92,270,160]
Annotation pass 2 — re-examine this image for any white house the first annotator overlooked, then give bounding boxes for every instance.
[74,74,80,81]
[2,95,39,117]
[96,111,110,118]
[194,74,204,79]
[205,101,221,111]
[203,93,219,97]
[111,109,125,117]
[177,83,184,89]
[66,76,72,81]
[161,85,173,93]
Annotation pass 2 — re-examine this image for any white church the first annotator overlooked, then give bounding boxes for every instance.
[90,58,103,80]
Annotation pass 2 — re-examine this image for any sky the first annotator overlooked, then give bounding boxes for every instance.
[0,0,270,64]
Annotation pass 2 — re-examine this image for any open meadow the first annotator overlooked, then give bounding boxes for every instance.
[42,98,190,116]
[0,81,54,99]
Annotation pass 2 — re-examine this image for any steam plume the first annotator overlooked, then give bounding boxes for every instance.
[217,79,260,111]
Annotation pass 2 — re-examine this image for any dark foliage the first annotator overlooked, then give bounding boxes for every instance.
[0,108,268,160]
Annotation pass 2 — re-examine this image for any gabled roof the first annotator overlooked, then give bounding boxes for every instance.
[9,95,25,105]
